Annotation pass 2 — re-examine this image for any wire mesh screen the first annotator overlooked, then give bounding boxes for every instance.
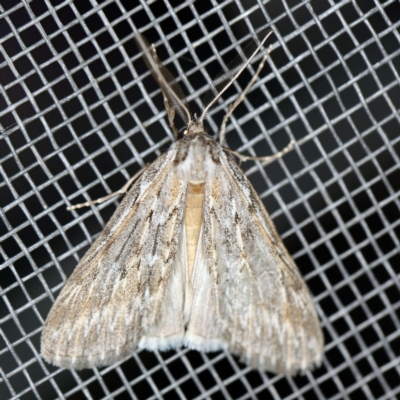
[1,0,399,398]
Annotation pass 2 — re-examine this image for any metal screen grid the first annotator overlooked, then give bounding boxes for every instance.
[0,0,399,399]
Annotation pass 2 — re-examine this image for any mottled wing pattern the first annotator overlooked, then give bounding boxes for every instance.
[41,147,188,369]
[188,149,323,375]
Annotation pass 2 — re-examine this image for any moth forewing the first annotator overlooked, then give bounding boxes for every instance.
[41,30,323,375]
[41,150,188,368]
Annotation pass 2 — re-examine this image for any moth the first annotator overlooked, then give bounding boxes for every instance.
[41,29,324,375]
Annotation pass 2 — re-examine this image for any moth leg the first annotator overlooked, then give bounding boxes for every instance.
[164,97,178,138]
[151,44,179,138]
[219,44,273,145]
[224,139,294,166]
[67,164,150,211]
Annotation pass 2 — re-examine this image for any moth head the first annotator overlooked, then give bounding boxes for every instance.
[184,115,205,136]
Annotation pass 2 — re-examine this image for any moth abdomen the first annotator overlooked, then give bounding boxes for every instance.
[184,181,205,278]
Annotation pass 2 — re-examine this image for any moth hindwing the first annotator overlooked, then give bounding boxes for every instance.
[41,30,323,375]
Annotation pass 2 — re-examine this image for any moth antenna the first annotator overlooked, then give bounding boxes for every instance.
[219,44,273,145]
[200,28,274,124]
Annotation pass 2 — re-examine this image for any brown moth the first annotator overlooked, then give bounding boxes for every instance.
[41,29,323,374]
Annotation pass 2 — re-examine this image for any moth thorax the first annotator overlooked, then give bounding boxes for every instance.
[174,135,217,182]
